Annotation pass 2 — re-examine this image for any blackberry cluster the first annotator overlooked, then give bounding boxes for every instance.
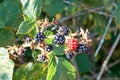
[45,44,53,52]
[34,32,46,43]
[54,34,65,45]
[60,26,70,35]
[76,44,88,54]
[65,51,74,59]
[26,37,32,43]
[38,54,46,62]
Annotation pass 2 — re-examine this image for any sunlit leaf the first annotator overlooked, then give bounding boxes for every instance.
[13,62,47,80]
[47,55,76,80]
[20,0,42,20]
[17,20,35,34]
[0,48,14,80]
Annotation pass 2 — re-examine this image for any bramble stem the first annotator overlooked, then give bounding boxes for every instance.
[94,17,113,57]
[97,33,120,80]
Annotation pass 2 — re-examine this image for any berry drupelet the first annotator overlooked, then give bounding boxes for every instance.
[65,51,74,59]
[45,44,53,52]
[34,32,46,43]
[60,26,70,35]
[54,34,65,45]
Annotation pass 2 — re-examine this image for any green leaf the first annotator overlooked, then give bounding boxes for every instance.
[108,64,120,77]
[0,48,14,80]
[43,0,65,16]
[92,14,107,35]
[75,54,92,73]
[32,50,40,61]
[20,0,42,20]
[44,30,53,36]
[17,20,35,34]
[0,30,15,47]
[113,4,120,27]
[47,56,76,80]
[0,1,22,28]
[13,62,47,80]
[47,52,56,80]
[53,44,65,55]
[45,38,53,44]
[0,21,5,29]
[103,0,113,11]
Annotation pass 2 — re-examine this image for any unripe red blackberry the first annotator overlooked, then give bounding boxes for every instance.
[45,44,53,52]
[34,32,46,43]
[60,26,70,35]
[65,50,74,59]
[66,39,78,51]
[54,34,65,45]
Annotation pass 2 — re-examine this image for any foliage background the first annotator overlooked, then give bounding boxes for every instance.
[0,0,120,80]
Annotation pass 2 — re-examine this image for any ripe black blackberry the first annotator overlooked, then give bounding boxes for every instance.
[76,44,88,54]
[60,26,70,35]
[65,51,74,59]
[45,44,53,52]
[38,54,46,62]
[26,37,32,43]
[34,32,46,43]
[87,32,93,39]
[53,34,65,45]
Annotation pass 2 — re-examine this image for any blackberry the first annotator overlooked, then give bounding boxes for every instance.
[76,44,88,54]
[52,25,59,30]
[65,51,74,59]
[17,47,25,56]
[66,39,78,51]
[87,32,93,39]
[60,26,70,35]
[54,34,65,45]
[38,54,46,62]
[26,37,32,43]
[34,32,46,43]
[45,44,53,52]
